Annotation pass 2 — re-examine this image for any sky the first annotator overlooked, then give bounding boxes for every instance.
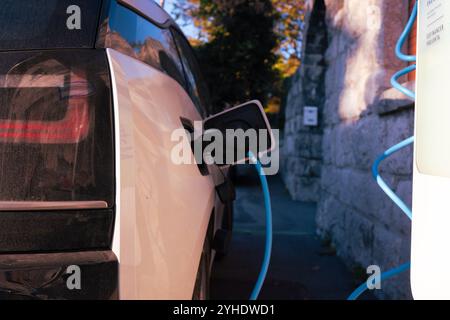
[161,0,199,39]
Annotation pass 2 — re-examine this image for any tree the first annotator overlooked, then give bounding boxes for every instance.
[172,0,305,114]
[174,0,305,75]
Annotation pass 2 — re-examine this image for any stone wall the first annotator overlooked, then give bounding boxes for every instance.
[282,0,327,202]
[282,0,414,299]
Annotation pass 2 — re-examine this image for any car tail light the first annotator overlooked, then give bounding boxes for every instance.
[0,50,115,252]
[0,70,92,144]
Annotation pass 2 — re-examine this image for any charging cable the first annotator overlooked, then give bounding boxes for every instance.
[372,136,414,220]
[248,151,273,300]
[391,0,417,101]
[347,0,417,300]
[347,262,411,300]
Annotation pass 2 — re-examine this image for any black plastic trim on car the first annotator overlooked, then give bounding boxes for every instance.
[0,250,118,300]
[180,117,210,177]
[0,209,114,253]
[116,0,181,31]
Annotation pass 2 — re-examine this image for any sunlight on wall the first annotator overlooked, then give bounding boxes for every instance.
[332,0,386,123]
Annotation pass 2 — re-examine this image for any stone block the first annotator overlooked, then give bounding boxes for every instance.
[351,115,386,170]
[344,210,374,268]
[316,192,346,238]
[382,113,414,176]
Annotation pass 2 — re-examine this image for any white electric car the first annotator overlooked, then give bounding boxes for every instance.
[0,0,272,300]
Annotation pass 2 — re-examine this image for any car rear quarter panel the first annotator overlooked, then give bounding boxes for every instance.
[107,49,215,300]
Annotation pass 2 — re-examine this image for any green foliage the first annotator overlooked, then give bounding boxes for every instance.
[272,0,305,77]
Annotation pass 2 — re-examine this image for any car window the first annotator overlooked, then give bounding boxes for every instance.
[0,0,102,50]
[172,30,211,118]
[104,3,186,87]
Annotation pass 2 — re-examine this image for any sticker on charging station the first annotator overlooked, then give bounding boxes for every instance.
[425,0,445,47]
[416,0,450,178]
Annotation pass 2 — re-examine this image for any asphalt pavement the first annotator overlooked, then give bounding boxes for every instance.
[210,166,369,300]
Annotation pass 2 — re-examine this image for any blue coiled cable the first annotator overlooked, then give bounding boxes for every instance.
[395,1,418,63]
[372,136,414,220]
[391,0,417,100]
[347,262,411,300]
[391,65,416,100]
[348,0,417,300]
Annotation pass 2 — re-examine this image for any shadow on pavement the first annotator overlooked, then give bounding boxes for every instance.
[211,166,375,300]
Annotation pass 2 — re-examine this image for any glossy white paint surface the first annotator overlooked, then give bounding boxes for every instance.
[412,0,450,300]
[107,49,216,299]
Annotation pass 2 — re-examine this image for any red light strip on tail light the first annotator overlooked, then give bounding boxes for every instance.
[0,71,91,144]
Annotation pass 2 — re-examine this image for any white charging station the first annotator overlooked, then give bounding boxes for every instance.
[412,0,450,300]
